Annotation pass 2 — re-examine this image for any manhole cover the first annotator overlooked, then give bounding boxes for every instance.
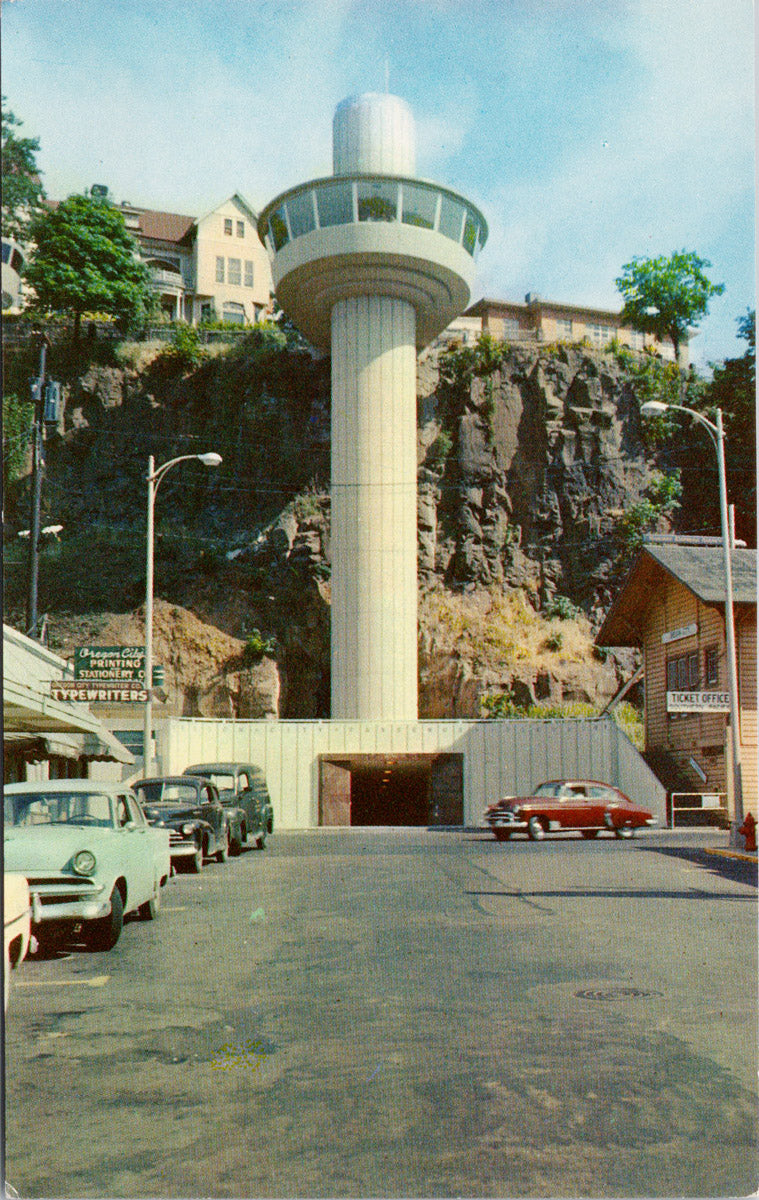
[575,987,663,1001]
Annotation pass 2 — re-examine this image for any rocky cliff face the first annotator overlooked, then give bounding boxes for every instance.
[7,334,662,720]
[416,342,656,621]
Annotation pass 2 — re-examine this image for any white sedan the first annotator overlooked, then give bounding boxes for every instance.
[4,873,33,1009]
[4,781,171,952]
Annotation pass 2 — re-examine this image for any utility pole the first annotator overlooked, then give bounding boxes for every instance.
[26,334,49,639]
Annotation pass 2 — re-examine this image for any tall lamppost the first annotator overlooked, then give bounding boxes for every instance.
[143,452,222,776]
[640,400,743,835]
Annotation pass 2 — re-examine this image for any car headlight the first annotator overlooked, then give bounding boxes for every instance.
[182,823,195,835]
[73,850,97,876]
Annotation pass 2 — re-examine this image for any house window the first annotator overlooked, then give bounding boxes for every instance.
[590,323,613,347]
[228,258,241,286]
[224,218,233,236]
[244,260,254,288]
[502,318,521,338]
[557,318,573,339]
[236,220,245,238]
[222,301,245,325]
[704,646,719,686]
[215,256,225,283]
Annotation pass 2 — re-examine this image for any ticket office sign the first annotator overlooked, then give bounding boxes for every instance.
[667,691,731,713]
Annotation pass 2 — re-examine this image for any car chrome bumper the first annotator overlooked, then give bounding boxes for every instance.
[170,841,201,858]
[29,892,111,924]
[486,815,525,831]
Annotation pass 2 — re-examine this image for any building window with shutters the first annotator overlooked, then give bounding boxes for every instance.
[215,256,225,283]
[228,258,241,286]
[667,651,700,691]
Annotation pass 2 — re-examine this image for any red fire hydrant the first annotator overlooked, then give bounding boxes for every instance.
[738,812,757,852]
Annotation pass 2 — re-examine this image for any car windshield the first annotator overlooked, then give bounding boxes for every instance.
[135,782,198,804]
[4,791,114,827]
[201,774,235,795]
[533,783,564,798]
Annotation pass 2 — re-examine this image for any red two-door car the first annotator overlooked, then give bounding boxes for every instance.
[484,779,657,841]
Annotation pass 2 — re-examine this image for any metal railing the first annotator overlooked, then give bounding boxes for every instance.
[669,792,728,828]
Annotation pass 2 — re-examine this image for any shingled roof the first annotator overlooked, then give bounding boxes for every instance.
[597,542,757,647]
[130,209,196,243]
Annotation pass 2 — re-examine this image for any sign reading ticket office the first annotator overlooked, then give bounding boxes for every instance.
[667,691,731,713]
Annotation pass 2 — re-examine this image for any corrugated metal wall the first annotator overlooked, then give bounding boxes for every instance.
[163,718,667,830]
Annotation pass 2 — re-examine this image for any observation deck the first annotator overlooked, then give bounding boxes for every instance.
[257,174,488,350]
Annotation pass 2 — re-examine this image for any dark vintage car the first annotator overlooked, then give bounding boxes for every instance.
[133,776,242,871]
[485,780,657,841]
[183,762,273,849]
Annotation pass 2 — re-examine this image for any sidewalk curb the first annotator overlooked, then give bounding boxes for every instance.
[703,847,758,864]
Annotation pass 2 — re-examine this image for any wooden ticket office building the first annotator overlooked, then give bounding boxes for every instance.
[597,538,757,819]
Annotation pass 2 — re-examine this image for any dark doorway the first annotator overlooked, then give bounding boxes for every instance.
[318,754,464,826]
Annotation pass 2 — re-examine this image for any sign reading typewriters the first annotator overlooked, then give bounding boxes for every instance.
[51,681,148,703]
[667,691,731,713]
[74,646,145,681]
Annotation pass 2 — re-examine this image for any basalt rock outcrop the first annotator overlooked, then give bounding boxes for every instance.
[8,336,666,719]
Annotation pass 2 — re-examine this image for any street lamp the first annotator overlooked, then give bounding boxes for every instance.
[640,400,743,835]
[143,452,222,776]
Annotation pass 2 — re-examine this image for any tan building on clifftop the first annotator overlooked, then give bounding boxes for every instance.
[461,294,687,365]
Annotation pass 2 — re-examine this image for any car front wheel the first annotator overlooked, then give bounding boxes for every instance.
[138,881,161,921]
[255,829,267,850]
[85,886,124,951]
[215,833,229,863]
[527,816,545,841]
[187,843,203,873]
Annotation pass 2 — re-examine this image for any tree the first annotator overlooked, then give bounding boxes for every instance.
[24,192,152,340]
[707,309,755,446]
[615,250,724,363]
[1,100,46,240]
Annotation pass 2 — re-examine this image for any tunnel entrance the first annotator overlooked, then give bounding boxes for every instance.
[318,754,463,826]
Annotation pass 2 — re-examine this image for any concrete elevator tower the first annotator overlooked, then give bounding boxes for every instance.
[258,93,487,720]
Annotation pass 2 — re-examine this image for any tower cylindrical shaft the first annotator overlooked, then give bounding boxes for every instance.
[330,294,418,721]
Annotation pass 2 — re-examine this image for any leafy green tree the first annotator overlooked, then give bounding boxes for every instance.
[1,100,45,240]
[707,309,755,448]
[615,250,724,363]
[2,391,33,488]
[24,192,152,341]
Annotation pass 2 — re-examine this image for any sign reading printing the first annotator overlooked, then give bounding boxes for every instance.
[51,681,148,703]
[74,646,145,681]
[667,691,731,713]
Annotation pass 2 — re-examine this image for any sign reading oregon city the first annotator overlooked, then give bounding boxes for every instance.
[667,691,731,713]
[51,646,148,703]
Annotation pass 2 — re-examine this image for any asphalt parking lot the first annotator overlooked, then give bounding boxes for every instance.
[4,827,758,1198]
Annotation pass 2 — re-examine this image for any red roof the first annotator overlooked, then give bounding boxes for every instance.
[132,209,195,243]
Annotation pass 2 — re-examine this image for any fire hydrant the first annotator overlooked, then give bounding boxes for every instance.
[738,812,757,852]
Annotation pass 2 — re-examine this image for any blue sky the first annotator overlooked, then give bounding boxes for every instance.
[3,0,755,369]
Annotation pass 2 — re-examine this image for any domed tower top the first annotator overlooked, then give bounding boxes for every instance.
[333,92,416,177]
[258,91,487,350]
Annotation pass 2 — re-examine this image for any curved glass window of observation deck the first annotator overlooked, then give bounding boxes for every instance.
[259,175,487,261]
